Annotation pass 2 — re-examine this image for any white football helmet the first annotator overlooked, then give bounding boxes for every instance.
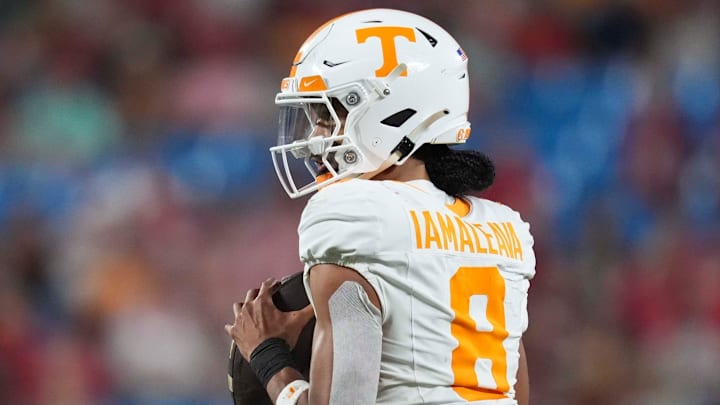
[271,8,471,198]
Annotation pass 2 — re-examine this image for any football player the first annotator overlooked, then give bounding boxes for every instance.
[225,8,535,405]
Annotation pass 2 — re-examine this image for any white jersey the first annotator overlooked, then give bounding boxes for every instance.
[299,179,535,405]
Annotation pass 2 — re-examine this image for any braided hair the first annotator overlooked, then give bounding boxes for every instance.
[412,144,495,197]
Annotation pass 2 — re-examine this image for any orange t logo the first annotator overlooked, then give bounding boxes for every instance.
[356,26,416,77]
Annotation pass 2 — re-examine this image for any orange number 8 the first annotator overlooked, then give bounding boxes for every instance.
[450,266,509,401]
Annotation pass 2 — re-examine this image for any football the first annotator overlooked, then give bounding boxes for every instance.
[228,272,315,405]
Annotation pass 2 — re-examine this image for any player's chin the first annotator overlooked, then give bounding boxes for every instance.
[314,161,337,177]
[316,167,332,184]
[312,152,340,174]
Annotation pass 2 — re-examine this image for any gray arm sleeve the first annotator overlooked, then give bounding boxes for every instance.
[328,281,383,405]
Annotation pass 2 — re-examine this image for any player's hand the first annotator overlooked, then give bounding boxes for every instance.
[225,278,315,361]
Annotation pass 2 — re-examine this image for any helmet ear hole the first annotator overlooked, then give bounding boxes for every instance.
[380,109,417,127]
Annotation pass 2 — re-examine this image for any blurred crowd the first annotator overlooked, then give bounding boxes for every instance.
[0,0,718,404]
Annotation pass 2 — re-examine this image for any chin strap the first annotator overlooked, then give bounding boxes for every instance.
[359,109,449,180]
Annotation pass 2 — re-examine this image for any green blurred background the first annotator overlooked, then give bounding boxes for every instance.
[1,0,719,404]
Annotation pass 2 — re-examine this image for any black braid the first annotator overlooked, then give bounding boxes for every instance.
[413,144,495,197]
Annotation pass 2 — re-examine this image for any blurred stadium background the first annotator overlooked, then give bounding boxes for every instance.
[1,0,719,404]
